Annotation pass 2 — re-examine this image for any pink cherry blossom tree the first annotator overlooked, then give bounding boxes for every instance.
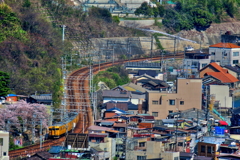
[0,100,49,131]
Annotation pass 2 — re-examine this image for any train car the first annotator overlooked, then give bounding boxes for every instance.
[49,113,79,138]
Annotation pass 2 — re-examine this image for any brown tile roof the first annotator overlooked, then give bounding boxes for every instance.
[106,102,128,111]
[206,72,239,83]
[202,62,239,83]
[113,123,127,128]
[210,42,240,48]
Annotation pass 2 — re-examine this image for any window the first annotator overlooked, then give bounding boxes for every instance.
[180,101,184,105]
[0,138,3,146]
[202,63,207,68]
[3,152,6,156]
[137,156,146,160]
[174,157,179,160]
[233,52,239,56]
[152,100,158,105]
[222,51,227,56]
[211,52,215,55]
[139,142,145,147]
[201,145,206,153]
[169,99,175,105]
[178,142,183,146]
[152,112,158,117]
[169,110,173,114]
[207,146,212,153]
[233,60,239,64]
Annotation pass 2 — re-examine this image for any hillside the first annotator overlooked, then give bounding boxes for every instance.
[0,0,143,106]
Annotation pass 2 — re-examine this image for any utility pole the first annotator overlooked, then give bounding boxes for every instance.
[205,86,209,121]
[151,35,153,61]
[40,119,42,149]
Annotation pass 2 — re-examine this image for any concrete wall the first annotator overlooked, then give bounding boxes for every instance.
[148,78,202,119]
[103,97,129,103]
[89,137,116,159]
[161,151,180,160]
[0,131,9,160]
[209,85,232,108]
[209,47,240,66]
[126,141,163,160]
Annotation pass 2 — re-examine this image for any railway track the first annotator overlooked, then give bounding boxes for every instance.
[9,53,184,159]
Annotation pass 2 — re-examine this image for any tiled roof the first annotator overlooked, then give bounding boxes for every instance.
[102,90,130,98]
[209,42,240,48]
[202,62,239,83]
[113,123,127,128]
[138,70,157,77]
[106,102,128,111]
[205,72,239,83]
[122,83,147,93]
[224,65,240,73]
[88,125,113,131]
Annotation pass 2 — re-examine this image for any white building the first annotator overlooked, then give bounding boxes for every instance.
[209,85,232,109]
[209,42,240,66]
[0,131,9,160]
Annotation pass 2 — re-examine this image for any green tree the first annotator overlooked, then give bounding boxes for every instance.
[134,2,153,17]
[190,7,213,30]
[152,7,159,18]
[89,7,112,22]
[0,71,10,97]
[224,0,237,17]
[22,0,31,8]
[157,5,165,17]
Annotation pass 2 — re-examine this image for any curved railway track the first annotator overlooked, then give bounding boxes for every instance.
[9,53,184,159]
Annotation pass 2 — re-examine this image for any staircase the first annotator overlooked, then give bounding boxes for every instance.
[210,108,231,125]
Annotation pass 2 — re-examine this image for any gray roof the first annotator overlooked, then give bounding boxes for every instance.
[102,90,131,98]
[121,83,147,93]
[224,65,240,74]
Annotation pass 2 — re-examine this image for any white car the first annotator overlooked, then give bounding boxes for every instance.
[167,81,174,87]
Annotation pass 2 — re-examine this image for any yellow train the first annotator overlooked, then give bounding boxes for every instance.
[49,113,79,138]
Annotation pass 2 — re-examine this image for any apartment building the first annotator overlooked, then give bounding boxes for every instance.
[148,78,202,119]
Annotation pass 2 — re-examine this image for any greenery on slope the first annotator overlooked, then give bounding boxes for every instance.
[135,0,240,32]
[93,65,130,89]
[0,0,144,107]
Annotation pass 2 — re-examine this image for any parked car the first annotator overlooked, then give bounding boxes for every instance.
[167,81,174,87]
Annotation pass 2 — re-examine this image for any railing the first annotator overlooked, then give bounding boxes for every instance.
[212,108,231,125]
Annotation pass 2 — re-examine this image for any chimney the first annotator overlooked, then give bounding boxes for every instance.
[138,98,143,114]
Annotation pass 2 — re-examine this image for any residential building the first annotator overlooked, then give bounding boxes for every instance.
[0,131,9,160]
[223,65,240,80]
[199,62,239,88]
[102,90,131,103]
[148,78,202,119]
[209,42,240,66]
[183,49,211,78]
[126,140,164,160]
[209,85,232,109]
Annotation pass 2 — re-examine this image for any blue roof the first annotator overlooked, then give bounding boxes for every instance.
[106,107,126,114]
[49,146,66,154]
[7,94,17,97]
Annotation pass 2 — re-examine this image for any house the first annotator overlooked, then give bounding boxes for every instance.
[121,83,147,93]
[183,49,211,78]
[0,131,9,160]
[6,94,18,102]
[199,62,239,88]
[26,151,53,160]
[147,78,202,119]
[102,90,131,103]
[209,42,240,66]
[28,94,53,105]
[223,65,240,80]
[126,138,164,160]
[137,78,169,91]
